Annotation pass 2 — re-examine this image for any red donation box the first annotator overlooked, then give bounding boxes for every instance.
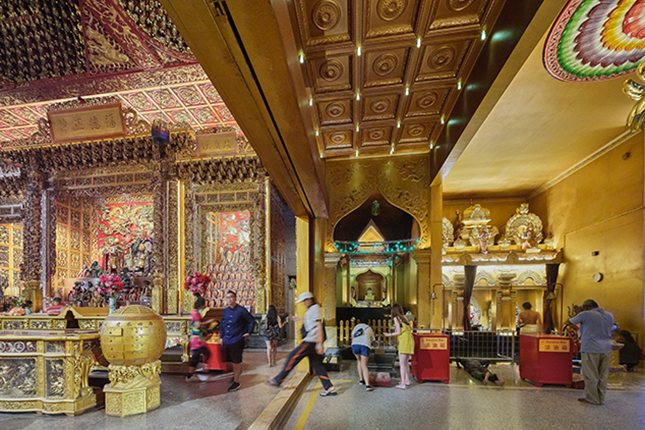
[520,335,572,387]
[205,341,227,371]
[412,333,450,383]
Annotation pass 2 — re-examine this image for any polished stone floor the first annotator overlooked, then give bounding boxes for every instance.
[0,346,291,430]
[285,360,645,430]
[3,347,645,430]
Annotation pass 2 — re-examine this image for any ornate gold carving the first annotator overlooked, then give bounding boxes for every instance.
[428,46,456,70]
[325,155,430,251]
[372,53,399,76]
[448,0,476,13]
[324,130,353,150]
[416,91,439,109]
[370,98,392,114]
[311,0,342,31]
[319,59,345,82]
[326,102,346,118]
[504,203,544,246]
[377,0,407,21]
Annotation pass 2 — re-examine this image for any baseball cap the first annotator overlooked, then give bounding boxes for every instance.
[296,292,314,303]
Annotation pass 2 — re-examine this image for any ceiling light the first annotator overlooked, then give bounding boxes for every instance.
[397,121,401,128]
[457,79,462,90]
[481,29,486,41]
[315,129,319,136]
[299,53,304,64]
[416,38,421,48]
[356,92,360,101]
[405,87,409,96]
[356,124,360,132]
[309,98,313,106]
[357,46,362,56]
[390,146,394,154]
[440,115,445,125]
[355,150,359,157]
[430,142,434,149]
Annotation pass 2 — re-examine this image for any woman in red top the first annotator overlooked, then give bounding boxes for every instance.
[186,296,215,381]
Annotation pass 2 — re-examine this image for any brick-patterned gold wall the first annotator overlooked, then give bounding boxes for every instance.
[54,196,93,286]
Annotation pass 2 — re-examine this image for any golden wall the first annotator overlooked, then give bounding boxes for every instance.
[529,133,644,337]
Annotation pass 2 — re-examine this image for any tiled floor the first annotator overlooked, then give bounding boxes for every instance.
[284,360,645,430]
[3,348,645,430]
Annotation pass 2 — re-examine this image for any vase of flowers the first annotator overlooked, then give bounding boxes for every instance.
[184,271,211,297]
[98,274,124,314]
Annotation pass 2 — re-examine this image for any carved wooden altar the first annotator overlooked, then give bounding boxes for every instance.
[0,329,100,416]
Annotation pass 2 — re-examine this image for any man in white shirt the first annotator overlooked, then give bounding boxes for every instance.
[266,292,336,396]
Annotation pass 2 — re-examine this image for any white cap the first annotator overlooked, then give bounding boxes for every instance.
[296,291,314,303]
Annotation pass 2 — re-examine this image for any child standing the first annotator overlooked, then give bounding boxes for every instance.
[384,304,414,389]
[351,318,376,391]
[263,305,285,367]
[186,296,215,381]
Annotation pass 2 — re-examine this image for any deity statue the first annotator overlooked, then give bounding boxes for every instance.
[127,232,152,276]
[89,261,102,278]
[521,225,539,250]
[479,227,491,254]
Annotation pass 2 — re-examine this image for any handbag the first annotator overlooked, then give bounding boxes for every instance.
[300,319,327,342]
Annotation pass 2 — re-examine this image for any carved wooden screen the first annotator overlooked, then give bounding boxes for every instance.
[0,222,22,296]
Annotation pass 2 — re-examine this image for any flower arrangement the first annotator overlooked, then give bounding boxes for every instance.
[184,271,211,296]
[98,274,124,298]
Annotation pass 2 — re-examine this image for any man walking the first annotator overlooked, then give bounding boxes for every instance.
[221,290,255,392]
[566,299,614,405]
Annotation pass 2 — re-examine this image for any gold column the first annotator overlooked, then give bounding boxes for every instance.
[414,249,431,328]
[324,252,340,347]
[151,147,167,314]
[177,179,186,315]
[167,178,179,314]
[430,181,443,330]
[264,176,271,312]
[295,216,310,372]
[497,272,517,330]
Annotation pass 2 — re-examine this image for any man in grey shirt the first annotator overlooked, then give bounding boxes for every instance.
[566,299,614,405]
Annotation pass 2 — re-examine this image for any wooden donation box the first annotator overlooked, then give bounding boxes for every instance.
[0,329,100,415]
[412,332,450,383]
[520,335,573,387]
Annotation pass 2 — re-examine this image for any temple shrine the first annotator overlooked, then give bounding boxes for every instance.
[0,0,644,428]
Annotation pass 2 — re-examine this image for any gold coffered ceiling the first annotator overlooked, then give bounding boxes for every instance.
[292,0,504,158]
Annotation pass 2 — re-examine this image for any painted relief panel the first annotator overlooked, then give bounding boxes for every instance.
[97,199,153,275]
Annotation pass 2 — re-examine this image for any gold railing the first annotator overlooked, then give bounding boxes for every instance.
[337,318,393,348]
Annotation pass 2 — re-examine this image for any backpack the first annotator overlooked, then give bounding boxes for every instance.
[300,319,328,342]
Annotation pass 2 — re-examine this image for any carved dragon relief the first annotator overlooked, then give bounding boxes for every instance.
[325,155,431,252]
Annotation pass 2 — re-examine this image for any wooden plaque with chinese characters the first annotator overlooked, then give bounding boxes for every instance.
[48,103,126,143]
[196,132,238,156]
[420,337,448,350]
[538,338,570,353]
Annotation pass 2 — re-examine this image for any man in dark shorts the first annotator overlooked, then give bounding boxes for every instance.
[456,358,505,386]
[220,290,255,392]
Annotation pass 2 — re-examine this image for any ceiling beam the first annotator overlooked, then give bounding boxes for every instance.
[160,0,328,218]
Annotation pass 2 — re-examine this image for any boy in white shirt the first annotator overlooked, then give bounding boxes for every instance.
[352,318,376,391]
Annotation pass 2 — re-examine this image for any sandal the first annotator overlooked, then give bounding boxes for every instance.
[319,386,337,397]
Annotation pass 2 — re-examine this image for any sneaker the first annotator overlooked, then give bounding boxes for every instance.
[228,381,241,392]
[359,380,365,385]
[366,385,374,391]
[185,375,194,382]
[265,378,280,387]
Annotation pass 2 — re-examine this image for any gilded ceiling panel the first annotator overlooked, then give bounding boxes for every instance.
[364,0,421,39]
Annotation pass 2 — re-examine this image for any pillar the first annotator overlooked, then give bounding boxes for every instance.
[21,168,44,311]
[429,180,443,330]
[414,249,431,328]
[324,252,340,347]
[295,216,310,372]
[151,146,168,314]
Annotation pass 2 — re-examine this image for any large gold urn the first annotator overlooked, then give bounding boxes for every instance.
[100,305,167,417]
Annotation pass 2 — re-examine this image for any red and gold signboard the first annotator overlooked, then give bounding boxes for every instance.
[538,338,570,353]
[420,337,447,350]
[48,102,126,144]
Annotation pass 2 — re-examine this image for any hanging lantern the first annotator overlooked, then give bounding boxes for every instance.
[151,118,169,146]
